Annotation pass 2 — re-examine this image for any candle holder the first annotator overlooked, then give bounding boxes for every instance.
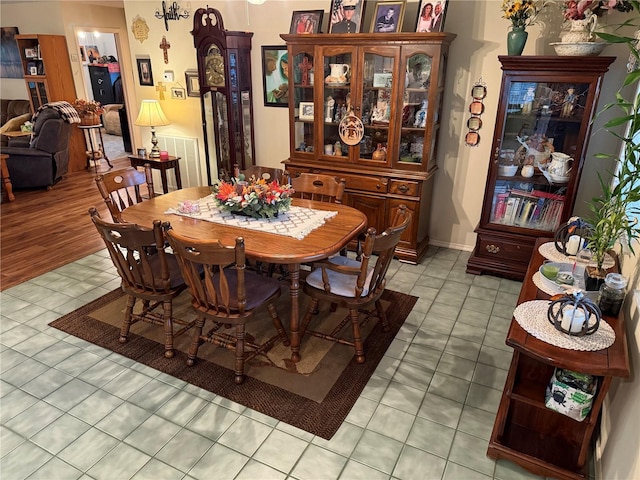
[554,216,592,256]
[547,290,601,336]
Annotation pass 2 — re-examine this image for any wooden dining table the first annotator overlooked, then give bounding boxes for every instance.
[121,186,367,362]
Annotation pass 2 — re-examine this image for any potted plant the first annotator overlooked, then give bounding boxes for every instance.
[582,3,640,289]
[72,98,105,126]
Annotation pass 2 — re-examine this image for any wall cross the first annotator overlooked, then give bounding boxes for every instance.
[159,36,170,64]
[156,82,166,100]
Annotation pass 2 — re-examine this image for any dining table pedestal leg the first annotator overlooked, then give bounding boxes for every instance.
[288,263,301,362]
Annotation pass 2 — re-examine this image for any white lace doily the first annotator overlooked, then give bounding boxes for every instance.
[513,300,615,351]
[532,271,572,296]
[538,242,615,269]
[165,195,337,240]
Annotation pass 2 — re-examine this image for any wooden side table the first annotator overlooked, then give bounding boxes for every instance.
[79,124,113,170]
[487,238,630,480]
[128,155,182,194]
[1,153,15,202]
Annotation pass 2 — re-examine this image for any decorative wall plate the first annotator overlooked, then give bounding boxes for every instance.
[339,114,364,146]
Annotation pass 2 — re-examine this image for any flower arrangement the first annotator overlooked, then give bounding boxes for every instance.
[212,175,294,219]
[562,0,634,20]
[72,98,105,117]
[501,0,548,28]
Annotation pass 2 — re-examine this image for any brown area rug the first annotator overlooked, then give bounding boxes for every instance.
[49,287,416,439]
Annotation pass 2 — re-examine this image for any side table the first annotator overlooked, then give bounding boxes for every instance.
[1,153,15,202]
[79,124,113,170]
[487,238,630,480]
[128,155,182,194]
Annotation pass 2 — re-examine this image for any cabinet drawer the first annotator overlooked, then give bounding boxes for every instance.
[389,180,419,197]
[477,237,533,264]
[309,170,387,194]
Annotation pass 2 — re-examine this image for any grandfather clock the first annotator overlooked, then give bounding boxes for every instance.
[191,7,256,183]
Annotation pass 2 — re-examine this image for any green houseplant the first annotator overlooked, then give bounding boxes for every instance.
[583,3,640,289]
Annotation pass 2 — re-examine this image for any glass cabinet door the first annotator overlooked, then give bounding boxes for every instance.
[291,47,316,157]
[489,80,590,233]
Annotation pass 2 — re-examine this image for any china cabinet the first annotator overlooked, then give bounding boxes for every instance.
[191,7,256,184]
[488,238,629,480]
[281,33,456,263]
[15,34,86,172]
[466,56,615,280]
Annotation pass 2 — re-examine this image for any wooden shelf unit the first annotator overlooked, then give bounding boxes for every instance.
[15,34,85,173]
[487,238,630,480]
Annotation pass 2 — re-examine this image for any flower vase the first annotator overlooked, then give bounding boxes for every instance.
[80,113,101,126]
[507,26,528,56]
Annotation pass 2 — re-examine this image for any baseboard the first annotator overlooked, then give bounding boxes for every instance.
[428,238,474,252]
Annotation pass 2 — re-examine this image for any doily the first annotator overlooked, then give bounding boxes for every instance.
[538,242,615,269]
[513,300,615,351]
[532,271,572,296]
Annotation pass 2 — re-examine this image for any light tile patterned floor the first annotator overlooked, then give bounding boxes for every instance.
[1,246,556,480]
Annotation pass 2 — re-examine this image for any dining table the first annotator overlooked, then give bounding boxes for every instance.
[121,186,368,362]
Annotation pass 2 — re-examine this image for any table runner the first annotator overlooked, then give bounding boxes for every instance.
[165,195,337,240]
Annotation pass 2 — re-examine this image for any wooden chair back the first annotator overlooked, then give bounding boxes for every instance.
[163,224,289,383]
[96,165,155,222]
[290,173,346,203]
[233,164,286,183]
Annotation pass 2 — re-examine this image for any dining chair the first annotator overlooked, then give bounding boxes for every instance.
[163,223,290,384]
[299,204,412,363]
[96,164,155,222]
[290,172,346,203]
[88,207,194,358]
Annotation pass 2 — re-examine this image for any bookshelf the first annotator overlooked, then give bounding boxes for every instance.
[466,56,615,280]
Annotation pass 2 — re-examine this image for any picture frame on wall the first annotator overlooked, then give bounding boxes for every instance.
[262,45,289,107]
[370,1,405,33]
[329,0,364,34]
[171,87,186,100]
[290,10,324,34]
[185,70,199,97]
[137,58,154,86]
[415,0,449,32]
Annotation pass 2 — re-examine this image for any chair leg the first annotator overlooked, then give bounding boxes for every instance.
[119,295,136,343]
[375,300,390,332]
[234,323,246,384]
[300,298,319,337]
[162,300,174,359]
[349,308,365,364]
[267,302,290,346]
[186,315,206,366]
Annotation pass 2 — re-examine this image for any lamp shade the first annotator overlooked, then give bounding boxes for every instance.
[134,100,170,127]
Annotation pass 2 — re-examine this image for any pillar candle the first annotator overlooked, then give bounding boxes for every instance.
[159,151,169,160]
[561,306,586,333]
[566,235,581,256]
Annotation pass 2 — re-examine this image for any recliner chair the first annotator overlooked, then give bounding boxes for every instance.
[0,107,72,189]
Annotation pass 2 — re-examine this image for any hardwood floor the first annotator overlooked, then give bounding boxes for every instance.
[1,157,131,291]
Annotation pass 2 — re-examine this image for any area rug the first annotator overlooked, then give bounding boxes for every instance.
[49,287,416,439]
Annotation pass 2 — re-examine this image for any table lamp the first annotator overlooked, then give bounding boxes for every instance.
[134,100,170,158]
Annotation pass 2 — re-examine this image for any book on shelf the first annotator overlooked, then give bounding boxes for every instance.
[493,187,565,229]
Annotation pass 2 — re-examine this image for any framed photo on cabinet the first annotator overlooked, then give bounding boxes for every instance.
[299,101,314,120]
[329,0,364,34]
[415,0,448,32]
[370,1,405,33]
[290,10,324,34]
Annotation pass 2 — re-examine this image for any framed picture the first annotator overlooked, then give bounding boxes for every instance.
[1,27,22,79]
[329,0,364,34]
[171,87,186,100]
[415,0,449,32]
[24,47,37,58]
[79,46,86,62]
[137,58,154,86]
[370,1,405,33]
[299,101,314,120]
[85,45,100,62]
[185,70,199,97]
[262,45,289,107]
[290,10,324,34]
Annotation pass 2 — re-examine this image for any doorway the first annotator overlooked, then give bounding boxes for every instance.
[75,28,132,160]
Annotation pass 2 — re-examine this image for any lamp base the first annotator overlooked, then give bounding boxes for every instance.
[149,148,161,158]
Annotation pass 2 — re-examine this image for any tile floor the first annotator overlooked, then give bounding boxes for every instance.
[1,246,558,480]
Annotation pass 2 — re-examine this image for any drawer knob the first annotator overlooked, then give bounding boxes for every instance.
[486,244,500,254]
[398,184,409,193]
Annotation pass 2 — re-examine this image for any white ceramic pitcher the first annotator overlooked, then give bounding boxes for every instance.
[329,63,350,81]
[548,152,573,177]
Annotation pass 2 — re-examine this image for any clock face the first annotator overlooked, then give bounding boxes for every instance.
[205,45,225,87]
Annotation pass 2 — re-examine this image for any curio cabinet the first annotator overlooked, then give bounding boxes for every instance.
[281,33,456,263]
[466,56,615,280]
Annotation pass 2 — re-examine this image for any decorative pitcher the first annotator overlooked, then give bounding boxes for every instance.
[329,63,350,82]
[548,152,573,177]
[561,13,597,43]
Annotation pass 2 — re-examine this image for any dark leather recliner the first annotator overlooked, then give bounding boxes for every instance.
[1,107,72,189]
